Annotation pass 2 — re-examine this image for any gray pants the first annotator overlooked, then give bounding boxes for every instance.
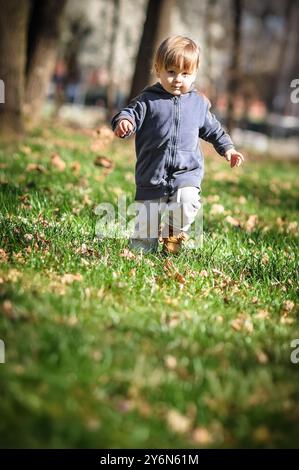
[130,186,201,253]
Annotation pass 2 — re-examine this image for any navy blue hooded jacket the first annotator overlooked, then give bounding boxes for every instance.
[111,82,234,200]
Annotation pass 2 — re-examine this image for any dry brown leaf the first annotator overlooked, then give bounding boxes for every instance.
[1,300,14,318]
[71,161,81,174]
[129,268,136,277]
[256,350,269,364]
[51,153,66,171]
[254,309,269,320]
[238,196,247,204]
[261,253,270,265]
[281,300,295,316]
[82,194,92,206]
[245,215,258,232]
[192,427,214,445]
[206,194,220,203]
[164,355,177,369]
[252,426,271,443]
[91,125,114,152]
[20,145,32,154]
[6,269,22,282]
[210,204,225,215]
[12,252,25,264]
[61,273,82,284]
[0,248,8,263]
[200,269,209,277]
[26,163,46,173]
[225,215,241,227]
[120,248,136,260]
[166,409,192,434]
[212,268,225,276]
[287,221,298,234]
[231,314,253,333]
[94,155,114,169]
[174,272,186,284]
[280,316,295,325]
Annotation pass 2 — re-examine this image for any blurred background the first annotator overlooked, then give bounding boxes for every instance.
[0,0,299,157]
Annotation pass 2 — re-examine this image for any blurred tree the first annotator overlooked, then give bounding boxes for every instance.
[25,0,68,126]
[226,0,243,133]
[0,0,30,137]
[106,0,120,120]
[128,0,174,102]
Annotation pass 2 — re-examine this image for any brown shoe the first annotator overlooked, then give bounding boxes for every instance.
[162,232,189,254]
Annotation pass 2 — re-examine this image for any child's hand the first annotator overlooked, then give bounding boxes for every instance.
[114,119,134,138]
[224,149,245,168]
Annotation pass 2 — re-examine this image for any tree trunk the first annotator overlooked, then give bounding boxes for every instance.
[0,0,29,138]
[25,0,68,126]
[106,0,120,121]
[128,0,174,103]
[226,0,242,133]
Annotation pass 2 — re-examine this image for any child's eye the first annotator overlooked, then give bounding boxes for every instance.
[168,70,175,75]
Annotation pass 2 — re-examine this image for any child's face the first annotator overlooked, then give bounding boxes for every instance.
[155,64,197,95]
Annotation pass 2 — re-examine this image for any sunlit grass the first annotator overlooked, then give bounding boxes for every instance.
[0,125,298,448]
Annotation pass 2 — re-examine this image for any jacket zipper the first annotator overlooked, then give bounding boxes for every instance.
[167,95,180,185]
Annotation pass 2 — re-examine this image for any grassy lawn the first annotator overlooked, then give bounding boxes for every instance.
[0,125,298,448]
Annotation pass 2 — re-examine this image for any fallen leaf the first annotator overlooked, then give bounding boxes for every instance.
[26,163,46,173]
[166,409,192,434]
[254,309,269,320]
[51,153,66,171]
[281,300,295,316]
[192,427,213,445]
[256,350,269,364]
[200,269,209,277]
[61,273,82,284]
[0,248,8,263]
[245,215,258,232]
[71,161,81,174]
[252,426,271,443]
[210,204,225,215]
[225,215,241,227]
[164,355,177,369]
[231,314,253,333]
[261,253,270,265]
[120,248,136,260]
[94,155,115,169]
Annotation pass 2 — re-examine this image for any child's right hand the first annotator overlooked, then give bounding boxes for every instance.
[114,119,134,138]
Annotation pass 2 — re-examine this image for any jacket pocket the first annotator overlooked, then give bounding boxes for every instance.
[173,150,199,172]
[135,150,167,187]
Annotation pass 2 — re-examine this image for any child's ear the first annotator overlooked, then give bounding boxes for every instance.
[154,64,160,77]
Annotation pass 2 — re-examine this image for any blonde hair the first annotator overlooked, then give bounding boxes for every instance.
[154,36,200,73]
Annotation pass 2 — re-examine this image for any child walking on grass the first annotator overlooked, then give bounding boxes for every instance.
[111,35,244,254]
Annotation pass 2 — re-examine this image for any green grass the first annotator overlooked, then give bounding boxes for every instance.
[0,125,298,448]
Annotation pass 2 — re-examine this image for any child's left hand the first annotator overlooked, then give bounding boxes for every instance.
[224,149,245,168]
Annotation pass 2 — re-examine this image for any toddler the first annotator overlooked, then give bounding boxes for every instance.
[111,36,244,254]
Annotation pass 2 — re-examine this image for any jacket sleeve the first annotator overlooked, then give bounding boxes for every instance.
[111,95,146,138]
[199,99,234,156]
